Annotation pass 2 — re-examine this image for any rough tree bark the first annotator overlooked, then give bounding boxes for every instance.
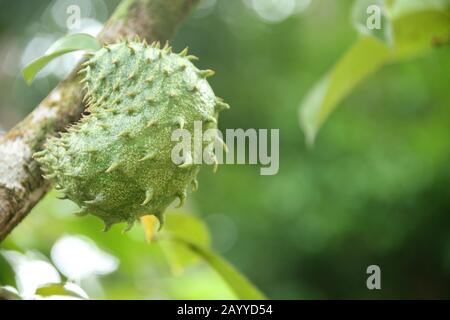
[0,0,199,242]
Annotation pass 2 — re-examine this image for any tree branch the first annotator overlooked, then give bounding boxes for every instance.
[0,0,199,242]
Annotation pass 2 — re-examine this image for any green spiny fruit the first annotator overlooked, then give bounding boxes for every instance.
[33,40,229,231]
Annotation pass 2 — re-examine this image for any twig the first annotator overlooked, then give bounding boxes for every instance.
[0,0,199,242]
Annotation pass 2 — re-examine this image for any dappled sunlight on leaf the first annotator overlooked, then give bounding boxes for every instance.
[51,235,119,281]
[0,250,61,298]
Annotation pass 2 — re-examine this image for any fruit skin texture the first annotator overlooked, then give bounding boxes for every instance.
[34,40,229,230]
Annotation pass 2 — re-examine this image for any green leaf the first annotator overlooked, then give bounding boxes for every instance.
[159,211,211,274]
[391,9,450,59]
[299,0,450,144]
[300,36,391,145]
[162,234,267,300]
[22,33,101,85]
[386,0,450,19]
[157,212,265,299]
[35,283,88,299]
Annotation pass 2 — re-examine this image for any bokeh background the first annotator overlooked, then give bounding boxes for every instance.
[1,0,450,299]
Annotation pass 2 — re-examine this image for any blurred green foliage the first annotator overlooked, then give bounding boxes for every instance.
[1,0,450,299]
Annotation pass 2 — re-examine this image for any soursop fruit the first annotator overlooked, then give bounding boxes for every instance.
[34,40,229,230]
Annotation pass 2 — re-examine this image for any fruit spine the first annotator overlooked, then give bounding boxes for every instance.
[34,40,229,230]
